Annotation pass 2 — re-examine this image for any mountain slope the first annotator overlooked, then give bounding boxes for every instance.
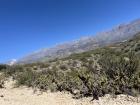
[6,59,17,66]
[2,32,140,101]
[17,18,140,64]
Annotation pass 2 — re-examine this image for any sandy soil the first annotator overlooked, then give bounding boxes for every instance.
[0,78,140,105]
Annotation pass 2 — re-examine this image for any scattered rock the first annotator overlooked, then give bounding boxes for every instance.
[0,95,4,98]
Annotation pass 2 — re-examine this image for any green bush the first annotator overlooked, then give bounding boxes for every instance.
[15,69,37,87]
[0,64,7,71]
[0,73,6,88]
[98,52,140,96]
[4,65,24,77]
[2,48,140,100]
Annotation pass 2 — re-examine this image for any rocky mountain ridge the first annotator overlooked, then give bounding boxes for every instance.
[17,18,140,64]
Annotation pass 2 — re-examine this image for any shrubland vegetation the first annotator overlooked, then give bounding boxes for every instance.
[0,33,140,100]
[1,49,139,100]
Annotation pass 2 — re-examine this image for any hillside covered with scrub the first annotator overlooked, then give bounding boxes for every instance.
[0,32,140,100]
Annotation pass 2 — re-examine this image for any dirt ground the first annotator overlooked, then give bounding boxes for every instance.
[0,78,140,105]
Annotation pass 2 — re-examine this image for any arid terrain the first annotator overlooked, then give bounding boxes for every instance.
[0,32,140,105]
[0,78,140,105]
[0,1,140,105]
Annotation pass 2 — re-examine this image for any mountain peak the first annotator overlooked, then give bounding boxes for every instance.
[7,59,17,66]
[17,18,140,64]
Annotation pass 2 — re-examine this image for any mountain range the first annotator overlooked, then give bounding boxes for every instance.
[16,18,140,64]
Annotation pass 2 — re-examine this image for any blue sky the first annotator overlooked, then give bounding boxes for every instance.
[0,0,140,62]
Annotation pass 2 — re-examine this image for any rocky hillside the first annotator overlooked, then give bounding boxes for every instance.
[17,18,140,64]
[2,32,140,100]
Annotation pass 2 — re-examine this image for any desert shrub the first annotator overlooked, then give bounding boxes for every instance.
[135,43,140,52]
[33,69,58,92]
[3,46,139,100]
[15,69,37,87]
[59,64,68,70]
[4,65,24,77]
[55,70,82,94]
[98,52,140,96]
[33,74,53,91]
[0,64,7,72]
[0,73,6,88]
